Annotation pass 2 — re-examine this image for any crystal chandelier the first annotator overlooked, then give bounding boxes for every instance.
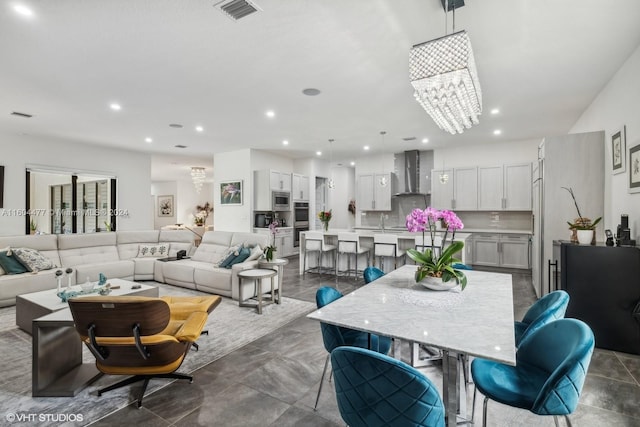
[191,167,206,193]
[409,2,482,134]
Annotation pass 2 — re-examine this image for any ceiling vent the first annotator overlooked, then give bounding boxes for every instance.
[214,0,261,21]
[402,136,417,142]
[174,144,188,149]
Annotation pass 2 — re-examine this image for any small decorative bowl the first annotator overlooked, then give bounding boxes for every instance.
[80,281,94,291]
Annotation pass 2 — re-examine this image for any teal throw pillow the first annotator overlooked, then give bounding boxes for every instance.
[0,251,30,275]
[225,247,251,269]
[219,251,239,268]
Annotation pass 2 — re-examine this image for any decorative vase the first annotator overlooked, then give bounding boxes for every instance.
[323,221,329,232]
[576,229,594,245]
[419,275,458,291]
[265,247,275,261]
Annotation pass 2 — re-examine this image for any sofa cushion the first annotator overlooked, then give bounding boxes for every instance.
[0,251,29,275]
[137,244,170,258]
[0,235,61,268]
[116,230,161,259]
[12,247,57,272]
[74,260,135,282]
[219,250,239,268]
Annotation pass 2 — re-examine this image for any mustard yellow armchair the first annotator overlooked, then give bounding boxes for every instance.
[68,295,221,407]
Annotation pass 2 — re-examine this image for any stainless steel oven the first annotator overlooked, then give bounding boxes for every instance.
[272,191,290,211]
[294,202,309,222]
[294,222,308,247]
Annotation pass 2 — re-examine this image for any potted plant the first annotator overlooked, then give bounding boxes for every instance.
[263,221,279,261]
[405,208,467,290]
[29,218,37,234]
[562,187,601,245]
[194,202,213,226]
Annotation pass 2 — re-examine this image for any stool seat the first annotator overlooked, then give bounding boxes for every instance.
[336,232,370,279]
[373,234,405,272]
[303,231,337,277]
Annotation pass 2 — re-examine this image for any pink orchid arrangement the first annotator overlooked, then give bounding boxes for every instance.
[405,207,467,288]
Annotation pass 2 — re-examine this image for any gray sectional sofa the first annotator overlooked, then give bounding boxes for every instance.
[0,230,271,307]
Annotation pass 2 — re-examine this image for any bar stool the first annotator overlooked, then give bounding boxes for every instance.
[336,232,370,279]
[303,231,337,277]
[373,234,405,272]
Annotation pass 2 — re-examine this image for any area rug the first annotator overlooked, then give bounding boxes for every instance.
[0,283,315,426]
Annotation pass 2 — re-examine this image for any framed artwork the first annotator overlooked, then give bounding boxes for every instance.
[220,180,243,205]
[629,143,640,194]
[611,126,626,174]
[157,195,174,216]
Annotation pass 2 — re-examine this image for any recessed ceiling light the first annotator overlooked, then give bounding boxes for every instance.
[363,146,370,151]
[350,161,355,166]
[490,108,500,115]
[265,110,275,118]
[493,129,502,135]
[195,126,204,132]
[145,137,153,143]
[169,123,183,128]
[422,138,429,144]
[109,103,121,111]
[302,88,321,96]
[316,151,322,156]
[13,4,34,17]
[282,140,289,145]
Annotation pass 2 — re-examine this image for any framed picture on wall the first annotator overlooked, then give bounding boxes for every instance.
[611,126,626,174]
[158,195,174,216]
[220,180,243,205]
[629,142,640,194]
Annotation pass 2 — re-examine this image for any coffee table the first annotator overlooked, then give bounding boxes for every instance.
[17,278,157,334]
[20,279,158,397]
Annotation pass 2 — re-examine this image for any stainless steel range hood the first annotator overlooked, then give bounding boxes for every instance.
[394,150,430,197]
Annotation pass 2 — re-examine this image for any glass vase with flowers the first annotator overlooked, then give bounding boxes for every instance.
[405,208,467,290]
[318,210,332,232]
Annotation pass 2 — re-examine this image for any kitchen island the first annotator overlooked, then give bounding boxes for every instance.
[299,229,471,275]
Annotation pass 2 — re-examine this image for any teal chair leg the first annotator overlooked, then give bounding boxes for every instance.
[313,354,330,411]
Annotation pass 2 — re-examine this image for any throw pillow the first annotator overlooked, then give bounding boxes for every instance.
[12,248,57,272]
[219,248,241,268]
[213,244,241,267]
[225,247,251,269]
[246,244,263,262]
[0,250,29,275]
[137,244,170,258]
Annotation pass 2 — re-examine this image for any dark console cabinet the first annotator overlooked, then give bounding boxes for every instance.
[561,243,640,355]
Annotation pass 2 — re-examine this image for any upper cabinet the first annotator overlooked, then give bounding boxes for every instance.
[431,169,454,209]
[453,167,478,210]
[357,173,393,211]
[292,173,309,201]
[269,171,291,192]
[432,163,532,211]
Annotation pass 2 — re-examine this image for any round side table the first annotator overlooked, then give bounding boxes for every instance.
[258,258,289,304]
[237,268,277,314]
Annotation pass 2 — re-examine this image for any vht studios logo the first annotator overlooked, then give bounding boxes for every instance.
[5,412,84,423]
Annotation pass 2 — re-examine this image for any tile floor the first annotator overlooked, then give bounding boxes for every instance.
[92,259,640,426]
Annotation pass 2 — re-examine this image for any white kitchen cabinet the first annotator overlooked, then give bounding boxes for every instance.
[478,166,504,210]
[430,169,454,209]
[292,173,309,201]
[269,171,291,191]
[357,173,392,211]
[473,233,501,267]
[453,167,478,210]
[499,234,530,269]
[472,233,531,269]
[503,163,532,210]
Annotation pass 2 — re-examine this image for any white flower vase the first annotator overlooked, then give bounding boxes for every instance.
[419,276,458,291]
[576,229,594,245]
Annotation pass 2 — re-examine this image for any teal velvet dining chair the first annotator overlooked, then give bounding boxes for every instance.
[314,286,392,410]
[471,318,595,427]
[331,346,445,427]
[515,290,569,345]
[363,266,385,284]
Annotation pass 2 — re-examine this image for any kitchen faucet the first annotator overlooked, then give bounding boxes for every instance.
[380,213,385,232]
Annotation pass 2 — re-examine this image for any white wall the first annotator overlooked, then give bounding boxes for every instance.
[570,43,640,240]
[328,166,356,229]
[0,134,152,236]
[214,149,252,232]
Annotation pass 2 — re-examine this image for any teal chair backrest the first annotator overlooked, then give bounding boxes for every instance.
[363,266,385,284]
[519,318,595,415]
[518,290,569,345]
[331,346,445,427]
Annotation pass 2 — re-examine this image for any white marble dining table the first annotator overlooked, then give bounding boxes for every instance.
[306,265,516,427]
